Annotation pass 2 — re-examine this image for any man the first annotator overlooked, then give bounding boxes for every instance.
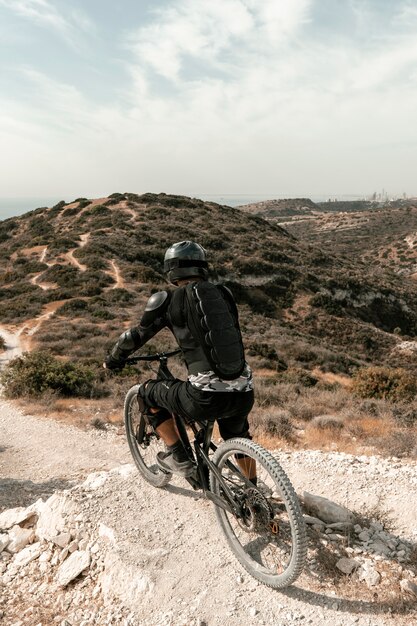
[104,241,255,480]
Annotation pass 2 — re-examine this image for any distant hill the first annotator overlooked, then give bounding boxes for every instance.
[238,198,320,217]
[1,192,417,373]
[280,202,417,279]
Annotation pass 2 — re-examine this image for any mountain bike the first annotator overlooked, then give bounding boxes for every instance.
[124,350,307,588]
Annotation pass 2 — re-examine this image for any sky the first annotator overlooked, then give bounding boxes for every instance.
[1,0,417,205]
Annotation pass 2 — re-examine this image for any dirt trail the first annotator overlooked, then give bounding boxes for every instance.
[0,326,24,365]
[105,259,125,289]
[65,232,90,272]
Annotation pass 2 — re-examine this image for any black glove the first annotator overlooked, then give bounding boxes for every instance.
[104,355,126,371]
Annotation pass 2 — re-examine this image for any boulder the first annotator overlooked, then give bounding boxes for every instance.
[302,492,356,525]
[6,526,35,553]
[400,579,417,598]
[357,561,381,587]
[0,506,37,531]
[99,552,154,606]
[56,550,91,587]
[336,558,359,575]
[35,494,76,541]
[12,542,42,568]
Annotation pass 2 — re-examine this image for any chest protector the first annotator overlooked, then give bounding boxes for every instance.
[179,281,245,380]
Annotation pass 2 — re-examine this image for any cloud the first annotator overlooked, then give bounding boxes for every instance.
[1,0,417,196]
[0,0,93,44]
[128,0,310,82]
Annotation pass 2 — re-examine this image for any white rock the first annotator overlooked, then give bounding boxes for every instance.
[303,492,355,524]
[82,472,109,490]
[51,533,72,549]
[56,550,91,587]
[99,551,153,606]
[35,493,76,541]
[12,542,42,567]
[336,558,359,575]
[111,464,136,478]
[400,579,417,598]
[98,523,116,544]
[68,541,79,553]
[0,506,38,531]
[357,562,381,587]
[0,533,10,552]
[249,607,258,617]
[7,526,35,553]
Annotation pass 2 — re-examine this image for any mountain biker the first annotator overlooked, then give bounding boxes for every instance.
[104,241,256,481]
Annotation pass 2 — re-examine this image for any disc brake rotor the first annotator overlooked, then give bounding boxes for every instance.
[237,487,274,533]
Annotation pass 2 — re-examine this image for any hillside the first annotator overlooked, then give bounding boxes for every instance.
[280,203,417,280]
[238,197,320,217]
[237,197,417,279]
[1,192,417,373]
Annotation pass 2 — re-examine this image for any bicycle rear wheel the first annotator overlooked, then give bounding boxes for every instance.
[124,385,172,488]
[210,438,307,588]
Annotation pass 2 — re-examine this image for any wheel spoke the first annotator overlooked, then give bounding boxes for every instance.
[210,438,307,588]
[124,386,172,488]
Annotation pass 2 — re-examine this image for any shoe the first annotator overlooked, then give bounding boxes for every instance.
[156,451,195,477]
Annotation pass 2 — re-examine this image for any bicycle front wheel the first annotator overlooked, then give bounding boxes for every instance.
[210,438,307,588]
[124,385,172,488]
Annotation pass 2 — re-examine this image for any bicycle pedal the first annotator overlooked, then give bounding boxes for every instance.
[186,469,202,490]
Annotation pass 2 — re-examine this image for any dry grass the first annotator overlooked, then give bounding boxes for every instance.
[249,371,417,457]
[15,396,124,430]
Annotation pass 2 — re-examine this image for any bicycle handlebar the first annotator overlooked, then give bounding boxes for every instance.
[125,348,182,364]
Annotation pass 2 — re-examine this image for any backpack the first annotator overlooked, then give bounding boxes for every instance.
[183,281,245,380]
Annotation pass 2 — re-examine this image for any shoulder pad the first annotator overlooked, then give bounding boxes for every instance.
[145,291,169,312]
[141,291,170,328]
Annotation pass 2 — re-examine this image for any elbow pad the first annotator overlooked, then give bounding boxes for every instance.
[110,328,141,360]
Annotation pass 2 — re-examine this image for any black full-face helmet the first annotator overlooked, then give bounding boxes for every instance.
[164,241,209,284]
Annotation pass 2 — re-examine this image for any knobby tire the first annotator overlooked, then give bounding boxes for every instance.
[124,385,172,488]
[210,438,307,588]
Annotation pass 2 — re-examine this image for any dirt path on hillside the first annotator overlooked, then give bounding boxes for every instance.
[0,326,24,365]
[105,259,125,289]
[0,397,416,625]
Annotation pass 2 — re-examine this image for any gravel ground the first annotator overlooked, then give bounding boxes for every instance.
[1,399,416,626]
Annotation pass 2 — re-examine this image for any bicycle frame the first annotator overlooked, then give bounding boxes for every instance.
[125,350,252,517]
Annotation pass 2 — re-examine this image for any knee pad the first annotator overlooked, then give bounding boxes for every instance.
[147,409,172,429]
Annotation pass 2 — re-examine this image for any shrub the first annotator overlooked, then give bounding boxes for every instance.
[280,367,318,387]
[392,405,417,427]
[0,351,96,398]
[373,430,417,458]
[256,409,295,441]
[352,366,417,402]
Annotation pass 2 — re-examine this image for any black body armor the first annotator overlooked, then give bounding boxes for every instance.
[108,281,245,378]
